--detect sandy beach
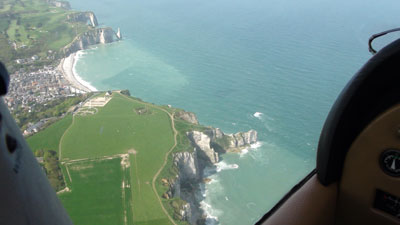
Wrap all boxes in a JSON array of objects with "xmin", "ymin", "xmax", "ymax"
[{"xmin": 58, "ymin": 52, "xmax": 97, "ymax": 93}]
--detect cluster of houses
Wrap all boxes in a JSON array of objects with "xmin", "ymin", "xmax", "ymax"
[{"xmin": 4, "ymin": 65, "xmax": 79, "ymax": 112}]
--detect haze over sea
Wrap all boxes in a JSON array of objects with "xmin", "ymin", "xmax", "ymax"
[{"xmin": 68, "ymin": 0, "xmax": 400, "ymax": 224}]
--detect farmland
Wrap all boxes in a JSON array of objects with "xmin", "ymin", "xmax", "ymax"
[
  {"xmin": 59, "ymin": 158, "xmax": 133, "ymax": 225},
  {"xmin": 60, "ymin": 93, "xmax": 174, "ymax": 161},
  {"xmin": 26, "ymin": 114, "xmax": 72, "ymax": 153},
  {"xmin": 0, "ymin": 0, "xmax": 91, "ymax": 70},
  {"xmin": 28, "ymin": 92, "xmax": 182, "ymax": 225}
]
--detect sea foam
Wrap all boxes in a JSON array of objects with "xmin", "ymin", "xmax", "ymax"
[
  {"xmin": 240, "ymin": 141, "xmax": 263, "ymax": 157},
  {"xmin": 199, "ymin": 176, "xmax": 222, "ymax": 225},
  {"xmin": 200, "ymin": 201, "xmax": 220, "ymax": 225},
  {"xmin": 215, "ymin": 161, "xmax": 239, "ymax": 172},
  {"xmin": 253, "ymin": 112, "xmax": 263, "ymax": 119}
]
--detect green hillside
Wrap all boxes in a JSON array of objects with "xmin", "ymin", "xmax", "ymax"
[
  {"xmin": 60, "ymin": 93, "xmax": 174, "ymax": 160},
  {"xmin": 28, "ymin": 92, "xmax": 184, "ymax": 225},
  {"xmin": 0, "ymin": 0, "xmax": 91, "ymax": 70},
  {"xmin": 27, "ymin": 114, "xmax": 72, "ymax": 153}
]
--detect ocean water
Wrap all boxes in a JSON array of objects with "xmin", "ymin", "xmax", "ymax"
[{"xmin": 68, "ymin": 0, "xmax": 400, "ymax": 224}]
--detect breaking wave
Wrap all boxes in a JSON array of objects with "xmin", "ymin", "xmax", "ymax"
[
  {"xmin": 215, "ymin": 161, "xmax": 239, "ymax": 172},
  {"xmin": 240, "ymin": 141, "xmax": 263, "ymax": 157},
  {"xmin": 253, "ymin": 112, "xmax": 263, "ymax": 119},
  {"xmin": 200, "ymin": 201, "xmax": 220, "ymax": 225}
]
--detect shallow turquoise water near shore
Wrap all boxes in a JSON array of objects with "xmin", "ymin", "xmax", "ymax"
[{"xmin": 68, "ymin": 0, "xmax": 400, "ymax": 224}]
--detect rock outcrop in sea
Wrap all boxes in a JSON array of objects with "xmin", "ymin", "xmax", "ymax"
[
  {"xmin": 116, "ymin": 27, "xmax": 122, "ymax": 40},
  {"xmin": 63, "ymin": 27, "xmax": 119, "ymax": 57},
  {"xmin": 223, "ymin": 129, "xmax": 258, "ymax": 152},
  {"xmin": 67, "ymin": 11, "xmax": 99, "ymax": 27},
  {"xmin": 164, "ymin": 116, "xmax": 258, "ymax": 224}
]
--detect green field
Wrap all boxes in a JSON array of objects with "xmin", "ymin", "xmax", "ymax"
[
  {"xmin": 129, "ymin": 152, "xmax": 172, "ymax": 225},
  {"xmin": 0, "ymin": 0, "xmax": 92, "ymax": 70},
  {"xmin": 26, "ymin": 114, "xmax": 72, "ymax": 153},
  {"xmin": 60, "ymin": 93, "xmax": 174, "ymax": 160},
  {"xmin": 59, "ymin": 158, "xmax": 134, "ymax": 225},
  {"xmin": 60, "ymin": 93, "xmax": 175, "ymax": 224},
  {"xmin": 26, "ymin": 92, "xmax": 198, "ymax": 225}
]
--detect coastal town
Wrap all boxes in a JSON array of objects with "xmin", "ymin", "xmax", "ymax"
[
  {"xmin": 2, "ymin": 58, "xmax": 92, "ymax": 136},
  {"xmin": 4, "ymin": 64, "xmax": 84, "ymax": 112},
  {"xmin": 0, "ymin": 0, "xmax": 120, "ymax": 135},
  {"xmin": 0, "ymin": 0, "xmax": 119, "ymax": 136}
]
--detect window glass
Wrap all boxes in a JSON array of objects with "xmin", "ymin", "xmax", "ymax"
[{"xmin": 3, "ymin": 0, "xmax": 400, "ymax": 224}]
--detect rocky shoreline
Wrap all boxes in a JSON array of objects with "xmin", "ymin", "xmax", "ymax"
[{"xmin": 165, "ymin": 112, "xmax": 258, "ymax": 224}]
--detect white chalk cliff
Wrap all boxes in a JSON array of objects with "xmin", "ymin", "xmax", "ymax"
[
  {"xmin": 167, "ymin": 128, "xmax": 258, "ymax": 224},
  {"xmin": 188, "ymin": 131, "xmax": 219, "ymax": 164},
  {"xmin": 63, "ymin": 27, "xmax": 118, "ymax": 56},
  {"xmin": 67, "ymin": 11, "xmax": 98, "ymax": 27}
]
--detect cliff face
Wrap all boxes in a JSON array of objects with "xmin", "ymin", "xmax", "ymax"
[
  {"xmin": 67, "ymin": 11, "xmax": 98, "ymax": 27},
  {"xmin": 63, "ymin": 27, "xmax": 117, "ymax": 56},
  {"xmin": 175, "ymin": 111, "xmax": 199, "ymax": 125},
  {"xmin": 173, "ymin": 152, "xmax": 201, "ymax": 182},
  {"xmin": 167, "ymin": 128, "xmax": 258, "ymax": 224},
  {"xmin": 188, "ymin": 131, "xmax": 219, "ymax": 164},
  {"xmin": 207, "ymin": 128, "xmax": 258, "ymax": 152},
  {"xmin": 227, "ymin": 129, "xmax": 258, "ymax": 150},
  {"xmin": 170, "ymin": 151, "xmax": 203, "ymax": 225}
]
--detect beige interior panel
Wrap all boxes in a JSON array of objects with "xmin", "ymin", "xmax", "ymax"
[
  {"xmin": 261, "ymin": 175, "xmax": 337, "ymax": 225},
  {"xmin": 336, "ymin": 104, "xmax": 400, "ymax": 225}
]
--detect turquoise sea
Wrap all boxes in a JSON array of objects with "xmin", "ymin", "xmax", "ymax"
[{"xmin": 68, "ymin": 0, "xmax": 400, "ymax": 224}]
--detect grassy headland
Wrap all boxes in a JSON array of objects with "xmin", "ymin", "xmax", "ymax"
[
  {"xmin": 60, "ymin": 93, "xmax": 174, "ymax": 161},
  {"xmin": 0, "ymin": 0, "xmax": 92, "ymax": 71},
  {"xmin": 28, "ymin": 92, "xmax": 189, "ymax": 224}
]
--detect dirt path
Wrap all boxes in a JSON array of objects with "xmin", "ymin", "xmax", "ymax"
[
  {"xmin": 133, "ymin": 154, "xmax": 141, "ymax": 194},
  {"xmin": 59, "ymin": 114, "xmax": 75, "ymax": 161},
  {"xmin": 121, "ymin": 94, "xmax": 178, "ymax": 225},
  {"xmin": 59, "ymin": 94, "xmax": 98, "ymax": 161},
  {"xmin": 65, "ymin": 164, "xmax": 72, "ymax": 183},
  {"xmin": 151, "ymin": 111, "xmax": 178, "ymax": 225}
]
